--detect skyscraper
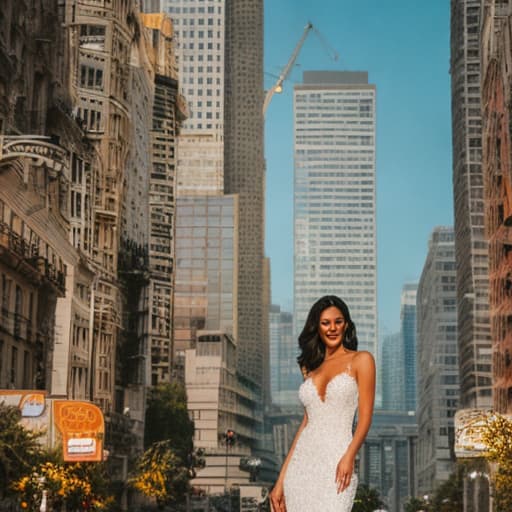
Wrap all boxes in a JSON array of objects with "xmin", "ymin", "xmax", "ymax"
[
  {"xmin": 481, "ymin": 0, "xmax": 512, "ymax": 415},
  {"xmin": 224, "ymin": 0, "xmax": 266, "ymax": 386},
  {"xmin": 416, "ymin": 227, "xmax": 459, "ymax": 496},
  {"xmin": 450, "ymin": 0, "xmax": 493, "ymax": 409},
  {"xmin": 293, "ymin": 71, "xmax": 377, "ymax": 355},
  {"xmin": 401, "ymin": 283, "xmax": 417, "ymax": 412},
  {"xmin": 161, "ymin": 0, "xmax": 226, "ymax": 196},
  {"xmin": 269, "ymin": 305, "xmax": 302, "ymax": 408},
  {"xmin": 162, "ymin": 0, "xmax": 266, "ymax": 390},
  {"xmin": 380, "ymin": 332, "xmax": 403, "ymax": 411}
]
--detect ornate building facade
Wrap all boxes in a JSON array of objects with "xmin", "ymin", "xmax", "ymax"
[
  {"xmin": 450, "ymin": 0, "xmax": 493, "ymax": 411},
  {"xmin": 1, "ymin": 1, "xmax": 184, "ymax": 465},
  {"xmin": 0, "ymin": 0, "xmax": 93, "ymax": 398},
  {"xmin": 481, "ymin": 0, "xmax": 512, "ymax": 414}
]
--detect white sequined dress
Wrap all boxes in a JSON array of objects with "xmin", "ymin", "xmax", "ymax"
[{"xmin": 283, "ymin": 370, "xmax": 359, "ymax": 511}]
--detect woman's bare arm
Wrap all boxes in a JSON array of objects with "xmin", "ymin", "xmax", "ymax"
[{"xmin": 345, "ymin": 351, "xmax": 376, "ymax": 459}]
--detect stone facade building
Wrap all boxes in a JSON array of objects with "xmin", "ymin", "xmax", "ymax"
[
  {"xmin": 141, "ymin": 13, "xmax": 187, "ymax": 386},
  {"xmin": 0, "ymin": 1, "xmax": 184, "ymax": 465},
  {"xmin": 0, "ymin": 0, "xmax": 94, "ymax": 397},
  {"xmin": 481, "ymin": 0, "xmax": 512, "ymax": 414},
  {"xmin": 450, "ymin": 0, "xmax": 493, "ymax": 411}
]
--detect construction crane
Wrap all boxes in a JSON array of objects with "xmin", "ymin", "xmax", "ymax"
[{"xmin": 263, "ymin": 22, "xmax": 339, "ymax": 116}]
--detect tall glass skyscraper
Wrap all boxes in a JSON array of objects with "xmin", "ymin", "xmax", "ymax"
[
  {"xmin": 269, "ymin": 305, "xmax": 302, "ymax": 408},
  {"xmin": 293, "ymin": 71, "xmax": 377, "ymax": 354}
]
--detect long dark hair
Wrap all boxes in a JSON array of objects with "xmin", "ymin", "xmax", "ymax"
[{"xmin": 297, "ymin": 295, "xmax": 358, "ymax": 373}]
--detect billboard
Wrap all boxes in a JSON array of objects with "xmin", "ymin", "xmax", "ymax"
[
  {"xmin": 0, "ymin": 390, "xmax": 104, "ymax": 462},
  {"xmin": 54, "ymin": 401, "xmax": 105, "ymax": 462}
]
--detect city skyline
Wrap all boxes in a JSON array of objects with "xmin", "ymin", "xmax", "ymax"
[{"xmin": 265, "ymin": 0, "xmax": 452, "ymax": 335}]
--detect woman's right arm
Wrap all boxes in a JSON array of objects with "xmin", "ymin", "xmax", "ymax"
[{"xmin": 269, "ymin": 411, "xmax": 308, "ymax": 512}]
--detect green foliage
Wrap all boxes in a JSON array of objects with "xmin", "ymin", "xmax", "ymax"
[
  {"xmin": 482, "ymin": 413, "xmax": 512, "ymax": 511},
  {"xmin": 138, "ymin": 384, "xmax": 195, "ymax": 509},
  {"xmin": 404, "ymin": 465, "xmax": 464, "ymax": 512},
  {"xmin": 352, "ymin": 483, "xmax": 384, "ymax": 512},
  {"xmin": 430, "ymin": 466, "xmax": 463, "ymax": 511},
  {"xmin": 404, "ymin": 496, "xmax": 428, "ymax": 512},
  {"xmin": 0, "ymin": 402, "xmax": 45, "ymax": 498},
  {"xmin": 144, "ymin": 382, "xmax": 194, "ymax": 459}
]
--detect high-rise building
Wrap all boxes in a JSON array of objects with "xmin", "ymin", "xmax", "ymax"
[
  {"xmin": 379, "ymin": 285, "xmax": 417, "ymax": 413},
  {"xmin": 481, "ymin": 0, "xmax": 512, "ymax": 415},
  {"xmin": 269, "ymin": 305, "xmax": 302, "ymax": 409},
  {"xmin": 162, "ymin": 0, "xmax": 266, "ymax": 391},
  {"xmin": 160, "ymin": 0, "xmax": 225, "ymax": 196},
  {"xmin": 380, "ymin": 332, "xmax": 403, "ymax": 411},
  {"xmin": 293, "ymin": 71, "xmax": 377, "ymax": 355},
  {"xmin": 401, "ymin": 283, "xmax": 417, "ymax": 412},
  {"xmin": 173, "ymin": 194, "xmax": 239, "ymax": 377},
  {"xmin": 450, "ymin": 0, "xmax": 493, "ymax": 410},
  {"xmin": 224, "ymin": 0, "xmax": 266, "ymax": 387},
  {"xmin": 140, "ymin": 14, "xmax": 187, "ymax": 386},
  {"xmin": 416, "ymin": 227, "xmax": 459, "ymax": 497}
]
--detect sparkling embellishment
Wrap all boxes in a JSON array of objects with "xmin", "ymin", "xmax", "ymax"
[{"xmin": 283, "ymin": 371, "xmax": 359, "ymax": 511}]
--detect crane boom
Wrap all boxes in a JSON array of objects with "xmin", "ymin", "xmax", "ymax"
[{"xmin": 263, "ymin": 22, "xmax": 313, "ymax": 116}]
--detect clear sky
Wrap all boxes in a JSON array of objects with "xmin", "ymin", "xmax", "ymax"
[{"xmin": 264, "ymin": 0, "xmax": 454, "ymax": 336}]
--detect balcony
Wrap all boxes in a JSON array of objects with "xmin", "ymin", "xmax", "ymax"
[{"xmin": 0, "ymin": 222, "xmax": 66, "ymax": 295}]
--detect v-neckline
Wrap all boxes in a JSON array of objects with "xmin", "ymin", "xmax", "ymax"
[{"xmin": 306, "ymin": 370, "xmax": 356, "ymax": 403}]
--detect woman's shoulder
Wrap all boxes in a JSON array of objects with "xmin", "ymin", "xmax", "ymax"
[{"xmin": 352, "ymin": 350, "xmax": 375, "ymax": 367}]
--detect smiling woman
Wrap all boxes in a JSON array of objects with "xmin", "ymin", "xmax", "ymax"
[{"xmin": 269, "ymin": 295, "xmax": 376, "ymax": 512}]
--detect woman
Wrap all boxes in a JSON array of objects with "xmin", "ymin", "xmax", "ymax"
[{"xmin": 270, "ymin": 295, "xmax": 376, "ymax": 512}]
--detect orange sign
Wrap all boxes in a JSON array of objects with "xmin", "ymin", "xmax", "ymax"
[
  {"xmin": 19, "ymin": 393, "xmax": 46, "ymax": 417},
  {"xmin": 53, "ymin": 401, "xmax": 105, "ymax": 462}
]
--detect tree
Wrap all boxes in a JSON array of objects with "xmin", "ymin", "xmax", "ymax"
[
  {"xmin": 128, "ymin": 440, "xmax": 189, "ymax": 508},
  {"xmin": 11, "ymin": 460, "xmax": 114, "ymax": 511},
  {"xmin": 144, "ymin": 382, "xmax": 194, "ymax": 459},
  {"xmin": 404, "ymin": 496, "xmax": 428, "ymax": 512},
  {"xmin": 352, "ymin": 483, "xmax": 385, "ymax": 512},
  {"xmin": 430, "ymin": 466, "xmax": 463, "ymax": 511},
  {"xmin": 482, "ymin": 413, "xmax": 512, "ymax": 511},
  {"xmin": 0, "ymin": 402, "xmax": 44, "ymax": 500}
]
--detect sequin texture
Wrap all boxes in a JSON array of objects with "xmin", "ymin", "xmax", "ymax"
[{"xmin": 283, "ymin": 371, "xmax": 359, "ymax": 511}]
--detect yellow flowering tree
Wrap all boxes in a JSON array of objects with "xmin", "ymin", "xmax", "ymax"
[
  {"xmin": 482, "ymin": 413, "xmax": 512, "ymax": 511},
  {"xmin": 11, "ymin": 461, "xmax": 114, "ymax": 511},
  {"xmin": 129, "ymin": 440, "xmax": 189, "ymax": 507},
  {"xmin": 0, "ymin": 402, "xmax": 45, "ymax": 502}
]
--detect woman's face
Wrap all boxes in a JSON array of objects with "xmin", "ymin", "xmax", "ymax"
[{"xmin": 318, "ymin": 306, "xmax": 347, "ymax": 350}]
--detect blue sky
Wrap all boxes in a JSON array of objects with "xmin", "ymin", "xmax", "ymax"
[{"xmin": 264, "ymin": 0, "xmax": 453, "ymax": 335}]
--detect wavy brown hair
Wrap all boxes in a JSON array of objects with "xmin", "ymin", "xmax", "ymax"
[{"xmin": 297, "ymin": 295, "xmax": 358, "ymax": 373}]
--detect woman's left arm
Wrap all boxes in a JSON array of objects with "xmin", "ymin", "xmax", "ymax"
[
  {"xmin": 346, "ymin": 351, "xmax": 376, "ymax": 457},
  {"xmin": 335, "ymin": 351, "xmax": 376, "ymax": 493}
]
